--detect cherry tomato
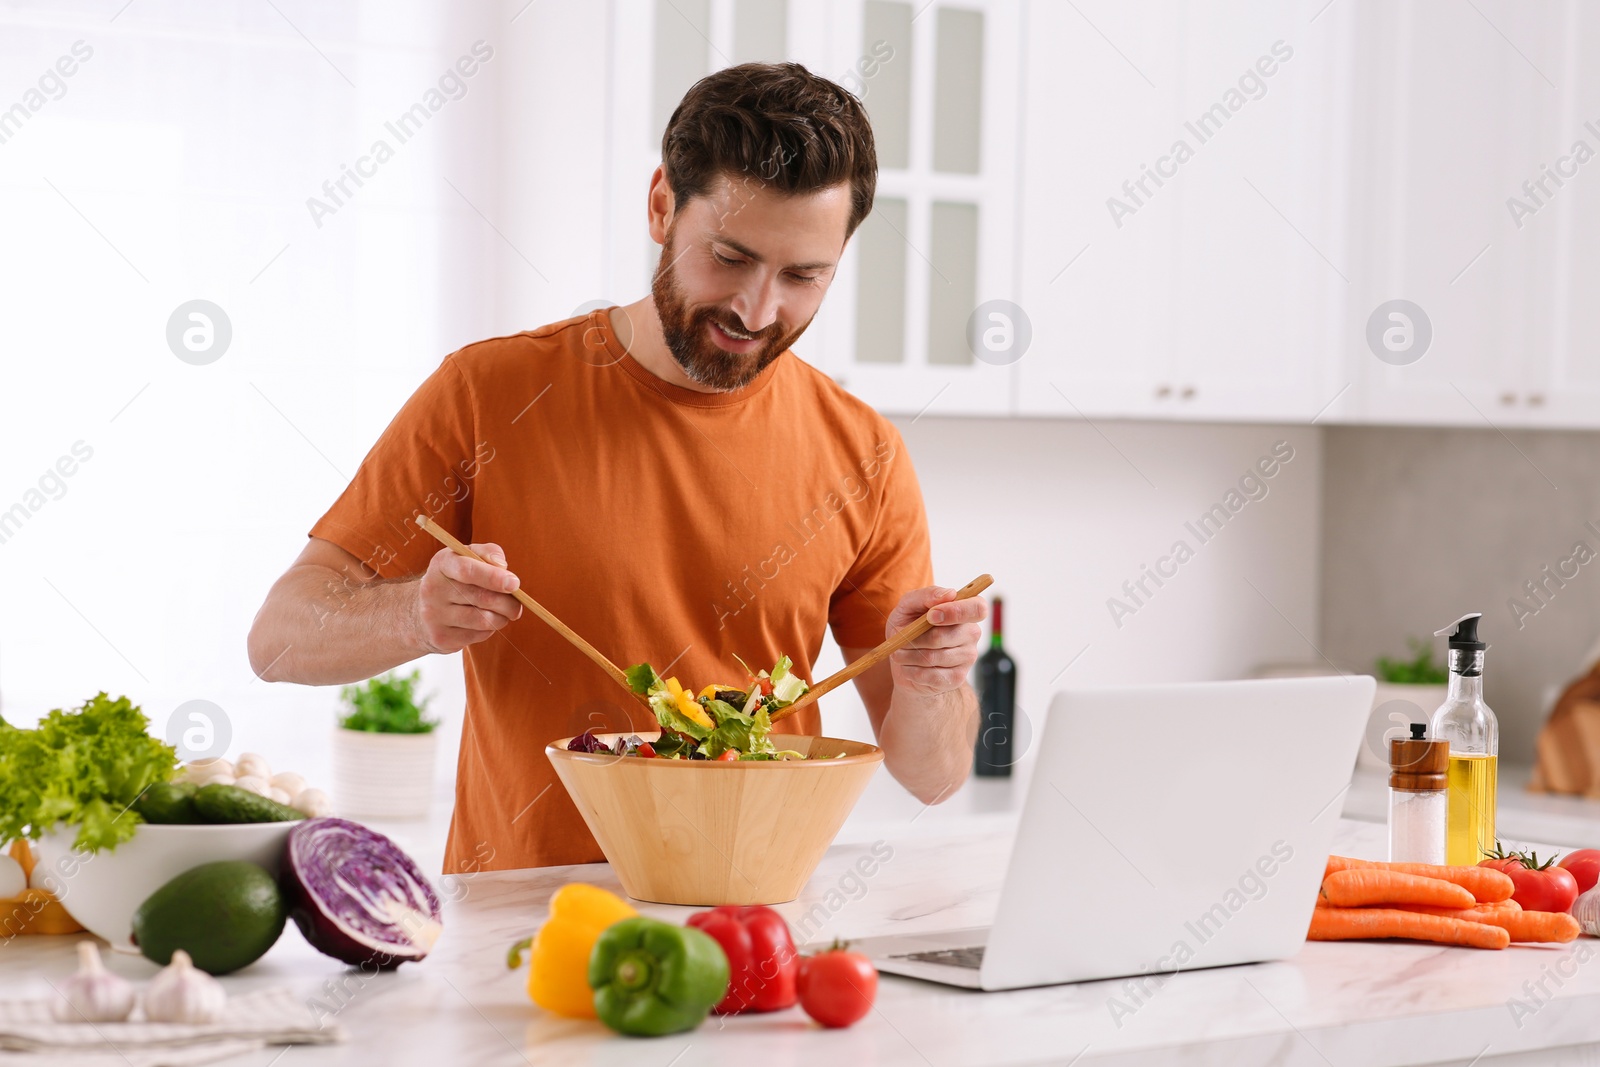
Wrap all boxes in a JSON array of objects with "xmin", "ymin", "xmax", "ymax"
[
  {"xmin": 1558, "ymin": 849, "xmax": 1600, "ymax": 895},
  {"xmin": 1481, "ymin": 854, "xmax": 1580, "ymax": 912},
  {"xmin": 715, "ymin": 750, "xmax": 739, "ymax": 761},
  {"xmin": 636, "ymin": 742, "xmax": 656, "ymax": 759},
  {"xmin": 797, "ymin": 948, "xmax": 877, "ymax": 1028}
]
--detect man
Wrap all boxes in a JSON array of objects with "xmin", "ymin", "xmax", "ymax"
[{"xmin": 247, "ymin": 62, "xmax": 987, "ymax": 873}]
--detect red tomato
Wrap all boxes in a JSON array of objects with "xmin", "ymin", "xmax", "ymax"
[
  {"xmin": 1558, "ymin": 849, "xmax": 1600, "ymax": 895},
  {"xmin": 798, "ymin": 949, "xmax": 877, "ymax": 1028},
  {"xmin": 1481, "ymin": 855, "xmax": 1581, "ymax": 912},
  {"xmin": 715, "ymin": 750, "xmax": 739, "ymax": 761},
  {"xmin": 636, "ymin": 742, "xmax": 656, "ymax": 758}
]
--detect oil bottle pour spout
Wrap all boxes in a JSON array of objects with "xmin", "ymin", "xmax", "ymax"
[{"xmin": 1434, "ymin": 613, "xmax": 1486, "ymax": 653}]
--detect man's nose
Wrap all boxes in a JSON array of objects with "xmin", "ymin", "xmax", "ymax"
[{"xmin": 729, "ymin": 274, "xmax": 780, "ymax": 334}]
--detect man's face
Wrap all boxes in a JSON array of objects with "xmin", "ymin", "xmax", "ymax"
[{"xmin": 651, "ymin": 173, "xmax": 852, "ymax": 390}]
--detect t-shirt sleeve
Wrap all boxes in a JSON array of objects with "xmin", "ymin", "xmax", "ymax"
[
  {"xmin": 828, "ymin": 425, "xmax": 935, "ymax": 649},
  {"xmin": 308, "ymin": 354, "xmax": 485, "ymax": 579}
]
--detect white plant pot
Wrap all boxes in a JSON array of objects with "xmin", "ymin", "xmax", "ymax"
[
  {"xmin": 332, "ymin": 728, "xmax": 438, "ymax": 819},
  {"xmin": 1359, "ymin": 682, "xmax": 1450, "ymax": 771}
]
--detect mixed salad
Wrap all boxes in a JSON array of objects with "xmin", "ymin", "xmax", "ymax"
[{"xmin": 567, "ymin": 656, "xmax": 811, "ymax": 761}]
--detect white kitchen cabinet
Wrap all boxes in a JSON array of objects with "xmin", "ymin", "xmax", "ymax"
[
  {"xmin": 1343, "ymin": 1, "xmax": 1567, "ymax": 430},
  {"xmin": 602, "ymin": 0, "xmax": 1600, "ymax": 429},
  {"xmin": 605, "ymin": 0, "xmax": 1021, "ymax": 416},
  {"xmin": 820, "ymin": 0, "xmax": 1023, "ymax": 416},
  {"xmin": 1015, "ymin": 1, "xmax": 1346, "ymax": 423}
]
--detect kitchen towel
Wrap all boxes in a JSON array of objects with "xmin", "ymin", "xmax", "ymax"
[{"xmin": 0, "ymin": 986, "xmax": 343, "ymax": 1067}]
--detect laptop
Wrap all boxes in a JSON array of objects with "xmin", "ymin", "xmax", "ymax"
[{"xmin": 854, "ymin": 675, "xmax": 1376, "ymax": 991}]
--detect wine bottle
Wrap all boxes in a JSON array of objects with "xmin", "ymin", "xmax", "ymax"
[{"xmin": 974, "ymin": 596, "xmax": 1016, "ymax": 777}]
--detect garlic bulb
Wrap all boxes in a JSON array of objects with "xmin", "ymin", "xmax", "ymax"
[
  {"xmin": 53, "ymin": 941, "xmax": 135, "ymax": 1022},
  {"xmin": 293, "ymin": 788, "xmax": 332, "ymax": 817},
  {"xmin": 234, "ymin": 753, "xmax": 272, "ymax": 780},
  {"xmin": 1572, "ymin": 885, "xmax": 1600, "ymax": 937},
  {"xmin": 143, "ymin": 949, "xmax": 227, "ymax": 1024}
]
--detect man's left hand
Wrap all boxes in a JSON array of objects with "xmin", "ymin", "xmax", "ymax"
[{"xmin": 884, "ymin": 586, "xmax": 989, "ymax": 696}]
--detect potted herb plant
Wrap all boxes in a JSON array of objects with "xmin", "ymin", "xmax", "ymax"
[
  {"xmin": 1362, "ymin": 637, "xmax": 1450, "ymax": 770},
  {"xmin": 332, "ymin": 671, "xmax": 439, "ymax": 819}
]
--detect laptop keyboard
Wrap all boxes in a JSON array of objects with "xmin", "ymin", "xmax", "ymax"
[{"xmin": 889, "ymin": 945, "xmax": 986, "ymax": 970}]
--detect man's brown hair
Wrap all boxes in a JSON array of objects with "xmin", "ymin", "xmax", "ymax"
[{"xmin": 661, "ymin": 62, "xmax": 877, "ymax": 238}]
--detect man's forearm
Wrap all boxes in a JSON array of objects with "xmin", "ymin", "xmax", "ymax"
[
  {"xmin": 248, "ymin": 565, "xmax": 428, "ymax": 686},
  {"xmin": 877, "ymin": 681, "xmax": 979, "ymax": 805}
]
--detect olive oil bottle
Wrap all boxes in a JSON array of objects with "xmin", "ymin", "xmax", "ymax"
[{"xmin": 1428, "ymin": 614, "xmax": 1498, "ymax": 866}]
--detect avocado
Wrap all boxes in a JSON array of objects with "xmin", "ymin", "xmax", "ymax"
[
  {"xmin": 192, "ymin": 783, "xmax": 306, "ymax": 824},
  {"xmin": 132, "ymin": 860, "xmax": 286, "ymax": 974},
  {"xmin": 135, "ymin": 781, "xmax": 200, "ymax": 824}
]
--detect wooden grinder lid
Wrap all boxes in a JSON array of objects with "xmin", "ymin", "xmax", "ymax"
[{"xmin": 1390, "ymin": 724, "xmax": 1448, "ymax": 791}]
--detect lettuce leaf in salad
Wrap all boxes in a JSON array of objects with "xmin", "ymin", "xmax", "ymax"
[
  {"xmin": 703, "ymin": 699, "xmax": 748, "ymax": 725},
  {"xmin": 620, "ymin": 656, "xmax": 804, "ymax": 757},
  {"xmin": 649, "ymin": 731, "xmax": 692, "ymax": 759},
  {"xmin": 647, "ymin": 690, "xmax": 712, "ymax": 741},
  {"xmin": 701, "ymin": 717, "xmax": 753, "ymax": 759},
  {"xmin": 766, "ymin": 656, "xmax": 808, "ymax": 707},
  {"xmin": 625, "ymin": 663, "xmax": 662, "ymax": 695},
  {"xmin": 746, "ymin": 705, "xmax": 776, "ymax": 755}
]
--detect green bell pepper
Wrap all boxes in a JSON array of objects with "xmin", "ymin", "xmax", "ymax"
[{"xmin": 588, "ymin": 916, "xmax": 730, "ymax": 1036}]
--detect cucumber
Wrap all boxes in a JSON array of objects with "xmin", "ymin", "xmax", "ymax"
[
  {"xmin": 135, "ymin": 781, "xmax": 200, "ymax": 824},
  {"xmin": 193, "ymin": 783, "xmax": 306, "ymax": 824}
]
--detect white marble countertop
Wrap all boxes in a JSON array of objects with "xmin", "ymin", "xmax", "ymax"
[{"xmin": 8, "ymin": 798, "xmax": 1600, "ymax": 1067}]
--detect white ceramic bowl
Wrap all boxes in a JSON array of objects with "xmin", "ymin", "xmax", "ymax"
[{"xmin": 32, "ymin": 822, "xmax": 294, "ymax": 951}]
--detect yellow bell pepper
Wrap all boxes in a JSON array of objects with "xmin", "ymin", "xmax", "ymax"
[
  {"xmin": 665, "ymin": 677, "xmax": 713, "ymax": 729},
  {"xmin": 507, "ymin": 883, "xmax": 636, "ymax": 1018}
]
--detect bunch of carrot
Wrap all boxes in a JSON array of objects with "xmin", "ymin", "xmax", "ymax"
[{"xmin": 1309, "ymin": 856, "xmax": 1581, "ymax": 950}]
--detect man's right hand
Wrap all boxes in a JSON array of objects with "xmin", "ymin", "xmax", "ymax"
[{"xmin": 414, "ymin": 543, "xmax": 525, "ymax": 653}]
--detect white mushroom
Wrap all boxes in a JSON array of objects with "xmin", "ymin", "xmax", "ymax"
[
  {"xmin": 182, "ymin": 758, "xmax": 233, "ymax": 785},
  {"xmin": 269, "ymin": 772, "xmax": 306, "ymax": 797},
  {"xmin": 232, "ymin": 775, "xmax": 272, "ymax": 798},
  {"xmin": 234, "ymin": 753, "xmax": 272, "ymax": 781},
  {"xmin": 292, "ymin": 788, "xmax": 332, "ymax": 817}
]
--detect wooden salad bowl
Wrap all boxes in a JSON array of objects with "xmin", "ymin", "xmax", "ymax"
[{"xmin": 546, "ymin": 733, "xmax": 883, "ymax": 906}]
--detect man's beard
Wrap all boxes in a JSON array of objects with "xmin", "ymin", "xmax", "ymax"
[{"xmin": 650, "ymin": 232, "xmax": 812, "ymax": 391}]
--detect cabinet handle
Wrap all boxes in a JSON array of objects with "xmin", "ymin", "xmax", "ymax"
[
  {"xmin": 1499, "ymin": 392, "xmax": 1517, "ymax": 405},
  {"xmin": 1180, "ymin": 385, "xmax": 1196, "ymax": 400},
  {"xmin": 1155, "ymin": 384, "xmax": 1172, "ymax": 398},
  {"xmin": 1527, "ymin": 393, "xmax": 1546, "ymax": 406}
]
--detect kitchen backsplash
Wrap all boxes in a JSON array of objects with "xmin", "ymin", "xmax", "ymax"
[{"xmin": 1320, "ymin": 425, "xmax": 1600, "ymax": 765}]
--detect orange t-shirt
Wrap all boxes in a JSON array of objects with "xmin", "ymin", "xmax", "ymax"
[{"xmin": 309, "ymin": 310, "xmax": 933, "ymax": 872}]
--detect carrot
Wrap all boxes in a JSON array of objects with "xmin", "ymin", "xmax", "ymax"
[
  {"xmin": 1385, "ymin": 902, "xmax": 1519, "ymax": 921},
  {"xmin": 1388, "ymin": 903, "xmax": 1579, "ymax": 942},
  {"xmin": 1307, "ymin": 907, "xmax": 1509, "ymax": 949},
  {"xmin": 1478, "ymin": 911, "xmax": 1579, "ymax": 944},
  {"xmin": 1320, "ymin": 868, "xmax": 1477, "ymax": 909},
  {"xmin": 1324, "ymin": 856, "xmax": 1515, "ymax": 903},
  {"xmin": 1331, "ymin": 899, "xmax": 1516, "ymax": 916}
]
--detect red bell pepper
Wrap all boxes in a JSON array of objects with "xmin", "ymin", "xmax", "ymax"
[{"xmin": 685, "ymin": 905, "xmax": 798, "ymax": 1014}]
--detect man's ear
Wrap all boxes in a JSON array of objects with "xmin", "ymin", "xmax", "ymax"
[{"xmin": 646, "ymin": 166, "xmax": 674, "ymax": 245}]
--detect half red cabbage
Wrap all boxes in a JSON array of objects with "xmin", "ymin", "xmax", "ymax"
[{"xmin": 282, "ymin": 817, "xmax": 442, "ymax": 969}]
